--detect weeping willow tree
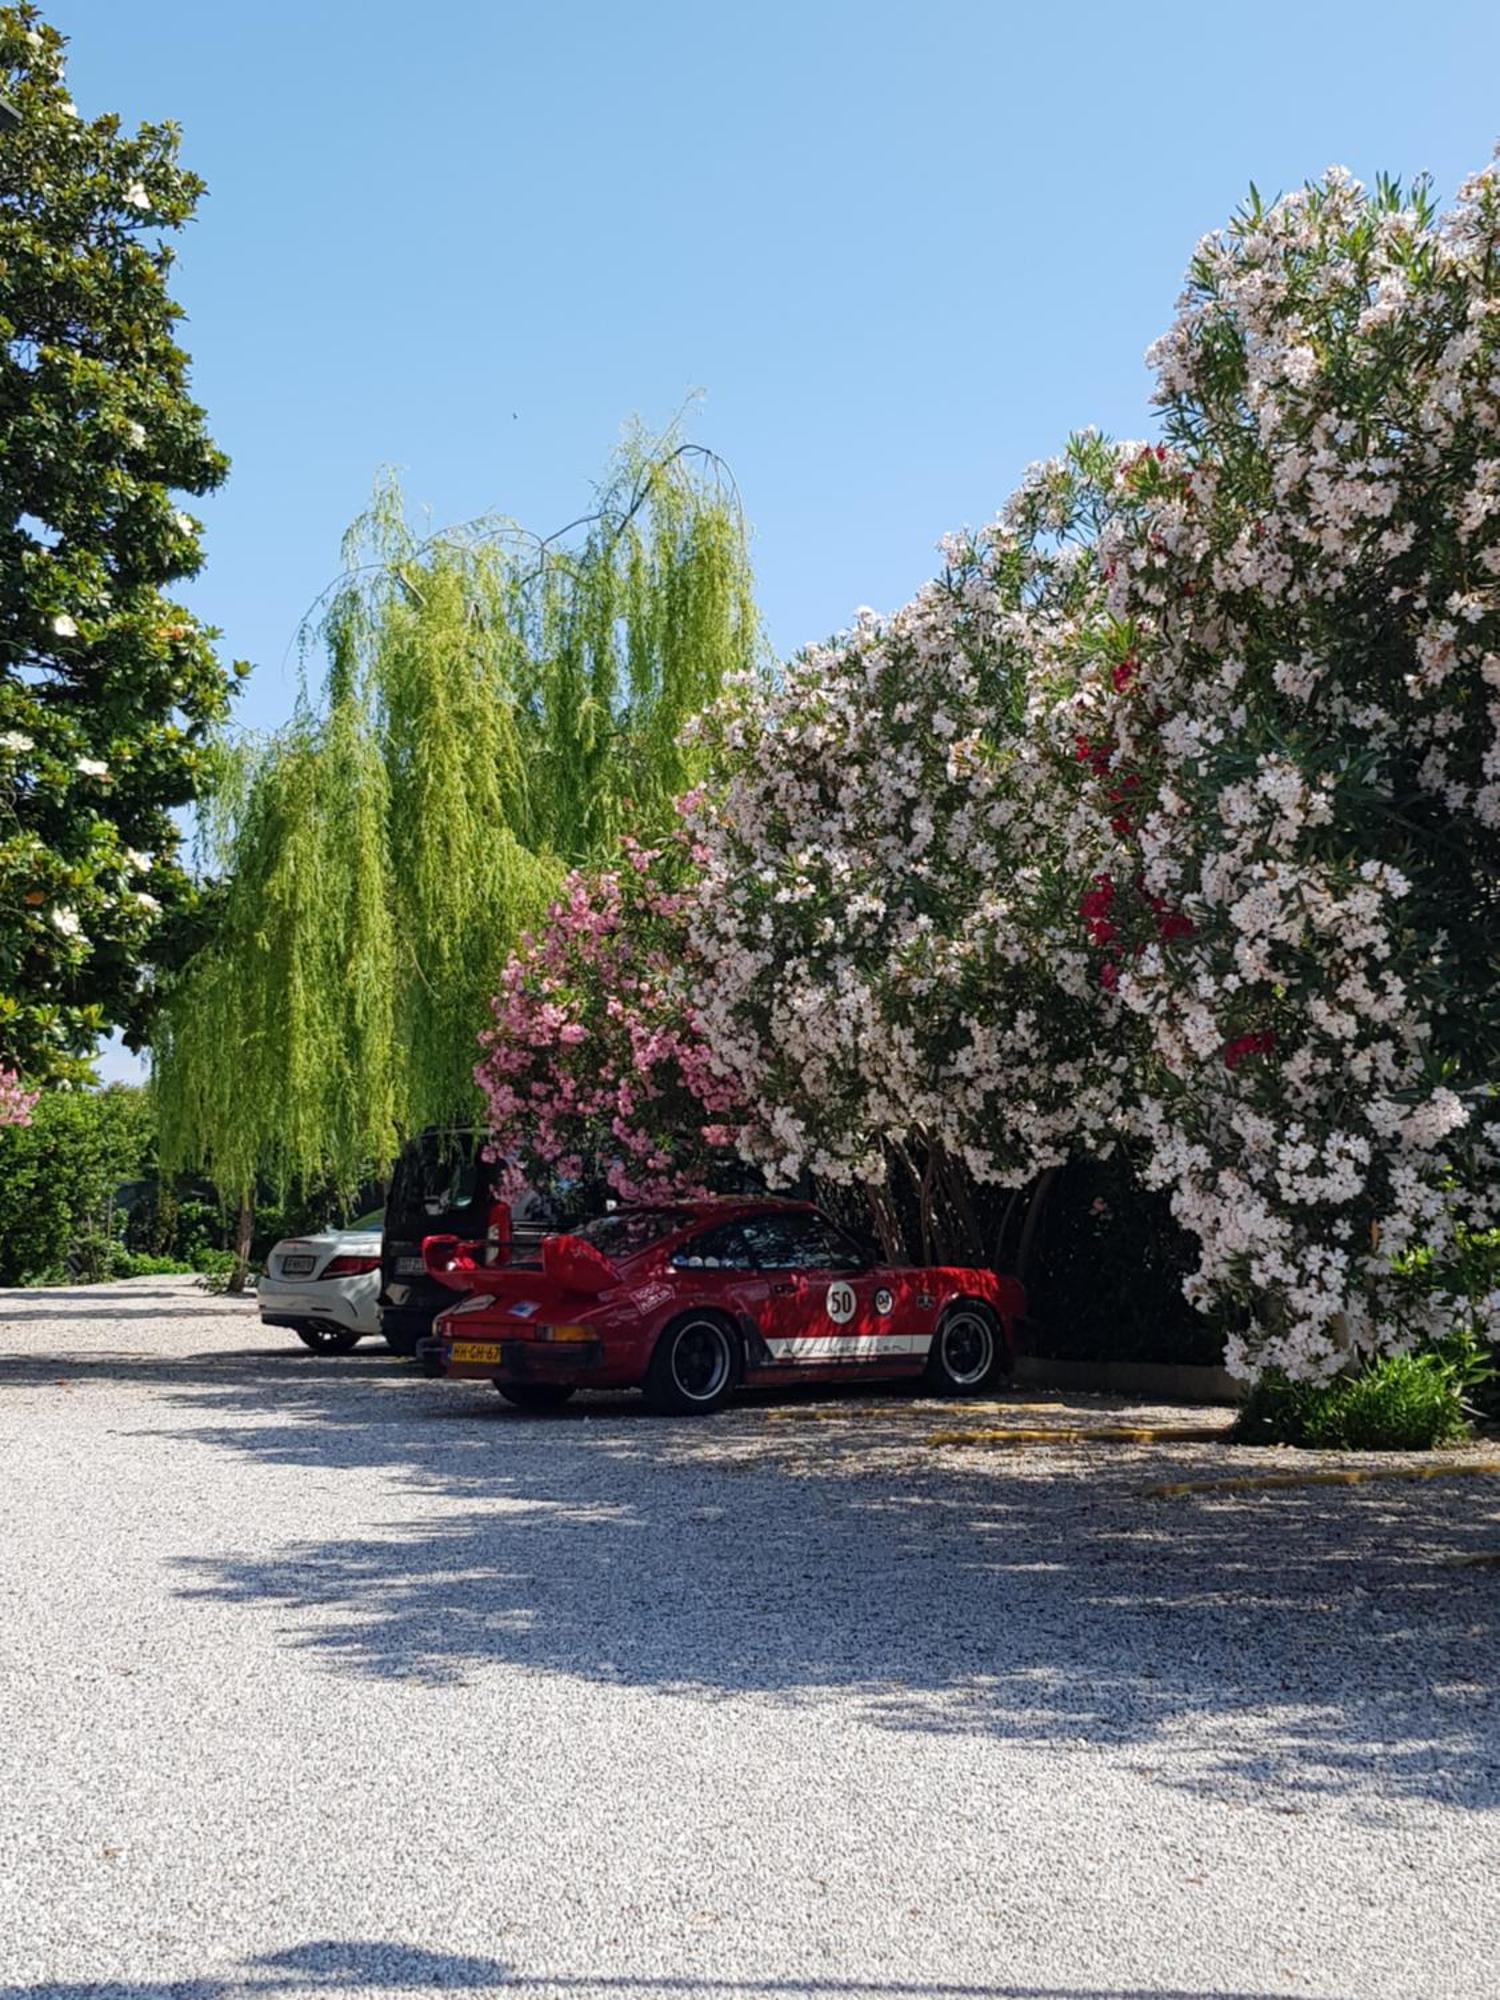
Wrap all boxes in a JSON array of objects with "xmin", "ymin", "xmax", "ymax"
[{"xmin": 153, "ymin": 429, "xmax": 760, "ymax": 1245}]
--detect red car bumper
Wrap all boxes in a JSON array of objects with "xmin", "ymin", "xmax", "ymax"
[{"xmin": 417, "ymin": 1331, "xmax": 607, "ymax": 1384}]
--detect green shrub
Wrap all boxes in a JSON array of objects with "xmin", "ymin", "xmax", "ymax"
[
  {"xmin": 193, "ymin": 1248, "xmax": 241, "ymax": 1293},
  {"xmin": 1233, "ymin": 1368, "xmax": 1322, "ymax": 1447},
  {"xmin": 116, "ymin": 1253, "xmax": 197, "ymax": 1278},
  {"xmin": 1235, "ymin": 1341, "xmax": 1482, "ymax": 1452},
  {"xmin": 0, "ymin": 1087, "xmax": 152, "ymax": 1286}
]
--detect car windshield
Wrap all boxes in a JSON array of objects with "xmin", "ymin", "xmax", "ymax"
[
  {"xmin": 571, "ymin": 1209, "xmax": 694, "ymax": 1260},
  {"xmin": 349, "ymin": 1210, "xmax": 384, "ymax": 1233}
]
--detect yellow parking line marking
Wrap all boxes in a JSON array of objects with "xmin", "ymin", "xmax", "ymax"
[
  {"xmin": 929, "ymin": 1424, "xmax": 1230, "ymax": 1448},
  {"xmin": 1145, "ymin": 1462, "xmax": 1500, "ymax": 1499},
  {"xmin": 763, "ymin": 1401, "xmax": 1068, "ymax": 1425}
]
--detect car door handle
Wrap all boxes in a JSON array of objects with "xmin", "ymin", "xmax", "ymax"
[{"xmin": 770, "ymin": 1281, "xmax": 795, "ymax": 1295}]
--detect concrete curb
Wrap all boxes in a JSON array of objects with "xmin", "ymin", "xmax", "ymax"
[{"xmin": 1014, "ymin": 1353, "xmax": 1239, "ymax": 1405}]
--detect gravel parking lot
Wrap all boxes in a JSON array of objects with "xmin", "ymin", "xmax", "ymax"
[{"xmin": 1, "ymin": 1276, "xmax": 1497, "ymax": 2000}]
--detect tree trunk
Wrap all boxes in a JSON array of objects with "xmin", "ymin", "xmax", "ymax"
[
  {"xmin": 227, "ymin": 1194, "xmax": 254, "ymax": 1295},
  {"xmin": 1014, "ymin": 1166, "xmax": 1060, "ymax": 1290}
]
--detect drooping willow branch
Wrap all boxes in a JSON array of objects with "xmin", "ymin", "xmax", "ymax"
[{"xmin": 154, "ymin": 427, "xmax": 762, "ymax": 1203}]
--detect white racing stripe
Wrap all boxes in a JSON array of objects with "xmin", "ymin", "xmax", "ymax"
[{"xmin": 767, "ymin": 1331, "xmax": 933, "ymax": 1363}]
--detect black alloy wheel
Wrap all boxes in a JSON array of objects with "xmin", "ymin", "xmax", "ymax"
[
  {"xmin": 295, "ymin": 1319, "xmax": 363, "ymax": 1355},
  {"xmin": 644, "ymin": 1314, "xmax": 739, "ymax": 1415},
  {"xmin": 924, "ymin": 1303, "xmax": 1005, "ymax": 1394}
]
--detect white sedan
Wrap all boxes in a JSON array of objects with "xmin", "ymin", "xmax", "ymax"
[{"xmin": 256, "ymin": 1215, "xmax": 383, "ymax": 1353}]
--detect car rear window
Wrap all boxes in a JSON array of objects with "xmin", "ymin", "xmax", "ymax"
[{"xmin": 571, "ymin": 1209, "xmax": 693, "ymax": 1259}]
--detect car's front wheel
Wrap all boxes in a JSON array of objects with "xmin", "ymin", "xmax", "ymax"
[
  {"xmin": 924, "ymin": 1302, "xmax": 1006, "ymax": 1395},
  {"xmin": 295, "ymin": 1319, "xmax": 362, "ymax": 1355},
  {"xmin": 496, "ymin": 1383, "xmax": 576, "ymax": 1411},
  {"xmin": 644, "ymin": 1313, "xmax": 739, "ymax": 1415}
]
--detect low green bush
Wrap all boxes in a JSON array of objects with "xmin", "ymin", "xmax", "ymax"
[
  {"xmin": 1235, "ymin": 1335, "xmax": 1488, "ymax": 1451},
  {"xmin": 193, "ymin": 1248, "xmax": 242, "ymax": 1293}
]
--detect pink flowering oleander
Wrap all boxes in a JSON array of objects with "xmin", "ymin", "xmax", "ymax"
[
  {"xmin": 474, "ymin": 842, "xmax": 747, "ymax": 1205},
  {"xmin": 687, "ymin": 154, "xmax": 1500, "ymax": 1382},
  {"xmin": 0, "ymin": 1069, "xmax": 38, "ymax": 1126}
]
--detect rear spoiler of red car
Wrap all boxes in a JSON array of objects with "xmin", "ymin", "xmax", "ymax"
[{"xmin": 421, "ymin": 1231, "xmax": 617, "ymax": 1297}]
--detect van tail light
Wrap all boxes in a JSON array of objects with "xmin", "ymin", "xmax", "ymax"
[{"xmin": 322, "ymin": 1254, "xmax": 379, "ymax": 1277}]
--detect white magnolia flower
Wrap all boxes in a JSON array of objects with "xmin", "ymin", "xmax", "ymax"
[
  {"xmin": 0, "ymin": 731, "xmax": 34, "ymax": 754},
  {"xmin": 50, "ymin": 909, "xmax": 82, "ymax": 938},
  {"xmin": 126, "ymin": 421, "xmax": 146, "ymax": 449},
  {"xmin": 124, "ymin": 848, "xmax": 152, "ymax": 873},
  {"xmin": 134, "ymin": 891, "xmax": 162, "ymax": 915},
  {"xmin": 123, "ymin": 182, "xmax": 150, "ymax": 212},
  {"xmin": 75, "ymin": 757, "xmax": 109, "ymax": 778},
  {"xmin": 174, "ymin": 512, "xmax": 195, "ymax": 536},
  {"xmin": 50, "ymin": 614, "xmax": 78, "ymax": 639}
]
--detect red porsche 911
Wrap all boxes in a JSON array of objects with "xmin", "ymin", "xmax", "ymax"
[{"xmin": 417, "ymin": 1198, "xmax": 1023, "ymax": 1415}]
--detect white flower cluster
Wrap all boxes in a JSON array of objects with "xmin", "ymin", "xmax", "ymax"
[
  {"xmin": 687, "ymin": 509, "xmax": 1124, "ymax": 1199},
  {"xmin": 688, "ymin": 157, "xmax": 1500, "ymax": 1381}
]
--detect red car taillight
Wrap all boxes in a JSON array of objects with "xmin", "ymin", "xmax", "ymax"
[{"xmin": 322, "ymin": 1254, "xmax": 379, "ymax": 1277}]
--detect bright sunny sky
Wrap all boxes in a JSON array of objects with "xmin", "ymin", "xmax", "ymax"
[{"xmin": 68, "ymin": 0, "xmax": 1500, "ymax": 1080}]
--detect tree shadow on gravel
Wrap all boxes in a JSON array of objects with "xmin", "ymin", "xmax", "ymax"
[
  {"xmin": 0, "ymin": 1937, "xmax": 1343, "ymax": 1998},
  {"xmin": 131, "ymin": 1351, "xmax": 1500, "ymax": 1818}
]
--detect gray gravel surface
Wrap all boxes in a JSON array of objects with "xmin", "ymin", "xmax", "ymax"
[{"xmin": 1, "ymin": 1276, "xmax": 1497, "ymax": 2000}]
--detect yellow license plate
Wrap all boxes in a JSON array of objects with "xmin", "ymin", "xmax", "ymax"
[{"xmin": 450, "ymin": 1340, "xmax": 504, "ymax": 1365}]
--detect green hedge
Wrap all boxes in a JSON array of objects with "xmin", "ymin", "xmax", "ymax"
[{"xmin": 0, "ymin": 1086, "xmax": 152, "ymax": 1286}]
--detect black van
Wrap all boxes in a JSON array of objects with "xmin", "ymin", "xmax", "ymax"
[{"xmin": 378, "ymin": 1129, "xmax": 565, "ymax": 1356}]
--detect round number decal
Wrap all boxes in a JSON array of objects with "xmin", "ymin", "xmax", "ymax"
[
  {"xmin": 874, "ymin": 1287, "xmax": 894, "ymax": 1316},
  {"xmin": 826, "ymin": 1281, "xmax": 856, "ymax": 1324}
]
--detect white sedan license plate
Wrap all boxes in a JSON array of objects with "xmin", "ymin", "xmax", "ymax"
[
  {"xmin": 450, "ymin": 1341, "xmax": 503, "ymax": 1365},
  {"xmin": 396, "ymin": 1255, "xmax": 425, "ymax": 1274},
  {"xmin": 280, "ymin": 1255, "xmax": 316, "ymax": 1276}
]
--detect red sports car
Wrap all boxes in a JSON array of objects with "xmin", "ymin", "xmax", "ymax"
[{"xmin": 417, "ymin": 1197, "xmax": 1023, "ymax": 1415}]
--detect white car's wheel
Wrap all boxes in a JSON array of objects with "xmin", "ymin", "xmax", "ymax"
[{"xmin": 294, "ymin": 1319, "xmax": 362, "ymax": 1355}]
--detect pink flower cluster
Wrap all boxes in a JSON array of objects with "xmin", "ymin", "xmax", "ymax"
[
  {"xmin": 474, "ymin": 841, "xmax": 746, "ymax": 1203},
  {"xmin": 0, "ymin": 1068, "xmax": 38, "ymax": 1127}
]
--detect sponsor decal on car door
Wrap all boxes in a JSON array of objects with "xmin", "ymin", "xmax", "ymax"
[{"xmin": 764, "ymin": 1275, "xmax": 931, "ymax": 1363}]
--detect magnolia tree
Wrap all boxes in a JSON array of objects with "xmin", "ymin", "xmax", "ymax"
[
  {"xmin": 474, "ymin": 843, "xmax": 746, "ymax": 1204},
  {"xmin": 1, "ymin": 8, "xmax": 242, "ymax": 1087},
  {"xmin": 687, "ymin": 157, "xmax": 1500, "ymax": 1378}
]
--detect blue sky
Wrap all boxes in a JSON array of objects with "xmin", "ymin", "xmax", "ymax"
[{"xmin": 62, "ymin": 0, "xmax": 1500, "ymax": 1078}]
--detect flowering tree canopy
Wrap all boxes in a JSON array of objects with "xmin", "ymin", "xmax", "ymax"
[
  {"xmin": 685, "ymin": 510, "xmax": 1123, "ymax": 1209},
  {"xmin": 475, "ymin": 843, "xmax": 746, "ymax": 1205},
  {"xmin": 686, "ymin": 157, "xmax": 1500, "ymax": 1378},
  {"xmin": 1, "ymin": 7, "xmax": 242, "ymax": 1087},
  {"xmin": 1054, "ymin": 161, "xmax": 1500, "ymax": 1378}
]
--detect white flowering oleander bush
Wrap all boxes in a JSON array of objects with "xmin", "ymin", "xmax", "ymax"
[
  {"xmin": 685, "ymin": 501, "xmax": 1125, "ymax": 1209},
  {"xmin": 1062, "ymin": 162, "xmax": 1500, "ymax": 1378},
  {"xmin": 687, "ymin": 157, "xmax": 1500, "ymax": 1381}
]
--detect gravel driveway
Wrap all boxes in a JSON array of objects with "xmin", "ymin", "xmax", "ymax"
[{"xmin": 1, "ymin": 1276, "xmax": 1496, "ymax": 2000}]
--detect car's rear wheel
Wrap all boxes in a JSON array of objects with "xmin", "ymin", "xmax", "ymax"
[
  {"xmin": 496, "ymin": 1383, "xmax": 576, "ymax": 1410},
  {"xmin": 645, "ymin": 1313, "xmax": 739, "ymax": 1415},
  {"xmin": 924, "ymin": 1302, "xmax": 1006, "ymax": 1395},
  {"xmin": 295, "ymin": 1319, "xmax": 362, "ymax": 1355}
]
